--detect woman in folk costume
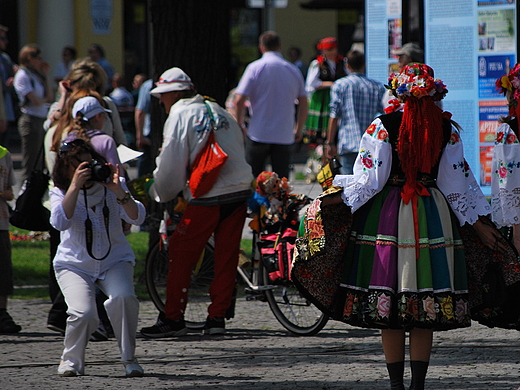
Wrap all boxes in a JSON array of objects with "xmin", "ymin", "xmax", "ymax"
[
  {"xmin": 493, "ymin": 63, "xmax": 520, "ymax": 253},
  {"xmin": 304, "ymin": 37, "xmax": 346, "ymax": 144},
  {"xmin": 292, "ymin": 63, "xmax": 508, "ymax": 390}
]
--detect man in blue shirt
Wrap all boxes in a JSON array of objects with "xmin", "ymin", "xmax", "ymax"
[
  {"xmin": 325, "ymin": 50, "xmax": 386, "ymax": 174},
  {"xmin": 235, "ymin": 31, "xmax": 308, "ymax": 179}
]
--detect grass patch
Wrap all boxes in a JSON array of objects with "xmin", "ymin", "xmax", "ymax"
[
  {"xmin": 294, "ymin": 172, "xmax": 306, "ymax": 181},
  {"xmin": 11, "ymin": 228, "xmax": 253, "ymax": 301}
]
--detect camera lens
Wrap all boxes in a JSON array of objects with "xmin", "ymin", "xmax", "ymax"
[{"xmin": 89, "ymin": 160, "xmax": 111, "ymax": 182}]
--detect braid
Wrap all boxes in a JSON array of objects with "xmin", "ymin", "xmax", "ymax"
[{"xmin": 397, "ymin": 97, "xmax": 443, "ymax": 187}]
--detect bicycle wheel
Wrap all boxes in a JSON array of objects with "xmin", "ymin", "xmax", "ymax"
[
  {"xmin": 145, "ymin": 240, "xmax": 215, "ymax": 329},
  {"xmin": 262, "ymin": 265, "xmax": 328, "ymax": 336}
]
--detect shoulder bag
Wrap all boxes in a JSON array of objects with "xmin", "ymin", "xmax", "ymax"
[
  {"xmin": 188, "ymin": 101, "xmax": 228, "ymax": 198},
  {"xmin": 10, "ymin": 146, "xmax": 51, "ymax": 231}
]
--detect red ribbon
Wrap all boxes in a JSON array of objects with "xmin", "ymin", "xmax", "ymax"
[{"xmin": 401, "ymin": 182, "xmax": 430, "ymax": 259}]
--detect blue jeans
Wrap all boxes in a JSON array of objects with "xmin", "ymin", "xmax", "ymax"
[{"xmin": 339, "ymin": 153, "xmax": 358, "ymax": 175}]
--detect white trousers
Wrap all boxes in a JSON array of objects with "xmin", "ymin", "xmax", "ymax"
[{"xmin": 56, "ymin": 261, "xmax": 139, "ymax": 374}]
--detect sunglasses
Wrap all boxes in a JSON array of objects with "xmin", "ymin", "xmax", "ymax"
[{"xmin": 59, "ymin": 139, "xmax": 89, "ymax": 157}]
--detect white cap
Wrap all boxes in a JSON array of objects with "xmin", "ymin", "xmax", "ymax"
[
  {"xmin": 150, "ymin": 67, "xmax": 194, "ymax": 98},
  {"xmin": 72, "ymin": 96, "xmax": 111, "ymax": 121}
]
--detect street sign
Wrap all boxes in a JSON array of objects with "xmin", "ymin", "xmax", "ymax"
[{"xmin": 247, "ymin": 0, "xmax": 288, "ymax": 8}]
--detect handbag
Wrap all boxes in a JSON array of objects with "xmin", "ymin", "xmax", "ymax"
[
  {"xmin": 10, "ymin": 147, "xmax": 51, "ymax": 231},
  {"xmin": 188, "ymin": 101, "xmax": 228, "ymax": 198}
]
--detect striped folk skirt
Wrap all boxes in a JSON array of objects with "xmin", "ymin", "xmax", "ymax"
[{"xmin": 304, "ymin": 88, "xmax": 331, "ymax": 144}]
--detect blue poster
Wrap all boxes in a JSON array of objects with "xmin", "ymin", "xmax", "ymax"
[{"xmin": 478, "ymin": 55, "xmax": 515, "ymax": 98}]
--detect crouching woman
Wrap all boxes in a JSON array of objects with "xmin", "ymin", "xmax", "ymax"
[{"xmin": 50, "ymin": 139, "xmax": 146, "ymax": 377}]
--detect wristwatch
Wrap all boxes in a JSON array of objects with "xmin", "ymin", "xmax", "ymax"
[{"xmin": 117, "ymin": 191, "xmax": 131, "ymax": 205}]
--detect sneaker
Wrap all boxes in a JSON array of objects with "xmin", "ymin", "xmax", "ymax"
[
  {"xmin": 140, "ymin": 314, "xmax": 187, "ymax": 338},
  {"xmin": 0, "ymin": 310, "xmax": 22, "ymax": 334},
  {"xmin": 124, "ymin": 361, "xmax": 144, "ymax": 377},
  {"xmin": 58, "ymin": 361, "xmax": 77, "ymax": 377},
  {"xmin": 203, "ymin": 316, "xmax": 226, "ymax": 335}
]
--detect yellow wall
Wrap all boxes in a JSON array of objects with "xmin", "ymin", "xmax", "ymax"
[
  {"xmin": 74, "ymin": 0, "xmax": 124, "ymax": 74},
  {"xmin": 275, "ymin": 1, "xmax": 337, "ymax": 65},
  {"xmin": 26, "ymin": 0, "xmax": 38, "ymax": 44}
]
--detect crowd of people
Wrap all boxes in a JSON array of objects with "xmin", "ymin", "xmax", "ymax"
[{"xmin": 1, "ymin": 25, "xmax": 520, "ymax": 389}]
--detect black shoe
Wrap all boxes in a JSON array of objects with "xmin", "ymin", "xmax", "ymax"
[
  {"xmin": 204, "ymin": 316, "xmax": 226, "ymax": 335},
  {"xmin": 0, "ymin": 310, "xmax": 21, "ymax": 334},
  {"xmin": 47, "ymin": 323, "xmax": 66, "ymax": 336},
  {"xmin": 140, "ymin": 315, "xmax": 187, "ymax": 338},
  {"xmin": 89, "ymin": 327, "xmax": 109, "ymax": 342}
]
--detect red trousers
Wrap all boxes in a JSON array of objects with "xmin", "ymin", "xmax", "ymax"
[{"xmin": 165, "ymin": 202, "xmax": 247, "ymax": 320}]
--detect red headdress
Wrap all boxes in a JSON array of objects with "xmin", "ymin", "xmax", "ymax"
[
  {"xmin": 386, "ymin": 63, "xmax": 448, "ymax": 191},
  {"xmin": 496, "ymin": 62, "xmax": 520, "ymax": 119},
  {"xmin": 317, "ymin": 37, "xmax": 337, "ymax": 51}
]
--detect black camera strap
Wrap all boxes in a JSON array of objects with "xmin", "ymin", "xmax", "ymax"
[{"xmin": 83, "ymin": 186, "xmax": 111, "ymax": 261}]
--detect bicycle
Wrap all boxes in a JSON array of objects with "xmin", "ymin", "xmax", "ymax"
[{"xmin": 144, "ymin": 191, "xmax": 329, "ymax": 337}]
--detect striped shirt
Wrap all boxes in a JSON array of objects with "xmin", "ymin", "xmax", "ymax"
[{"xmin": 329, "ymin": 73, "xmax": 385, "ymax": 154}]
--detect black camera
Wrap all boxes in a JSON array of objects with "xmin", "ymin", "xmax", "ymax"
[{"xmin": 87, "ymin": 160, "xmax": 111, "ymax": 182}]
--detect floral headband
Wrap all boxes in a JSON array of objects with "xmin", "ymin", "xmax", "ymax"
[
  {"xmin": 496, "ymin": 63, "xmax": 520, "ymax": 99},
  {"xmin": 386, "ymin": 63, "xmax": 448, "ymax": 101}
]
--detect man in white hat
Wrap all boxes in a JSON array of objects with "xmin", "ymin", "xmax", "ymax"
[{"xmin": 140, "ymin": 67, "xmax": 253, "ymax": 338}]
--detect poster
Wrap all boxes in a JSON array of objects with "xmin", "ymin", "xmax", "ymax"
[
  {"xmin": 478, "ymin": 9, "xmax": 515, "ymax": 53},
  {"xmin": 478, "ymin": 55, "xmax": 515, "ymax": 98}
]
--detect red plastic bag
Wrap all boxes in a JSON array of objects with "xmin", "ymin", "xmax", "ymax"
[{"xmin": 189, "ymin": 130, "xmax": 228, "ymax": 198}]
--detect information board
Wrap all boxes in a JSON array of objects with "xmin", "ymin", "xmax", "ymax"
[{"xmin": 365, "ymin": 0, "xmax": 516, "ymax": 196}]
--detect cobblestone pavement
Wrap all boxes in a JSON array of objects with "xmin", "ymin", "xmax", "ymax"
[
  {"xmin": 1, "ymin": 298, "xmax": 520, "ymax": 390},
  {"xmin": 3, "ymin": 167, "xmax": 520, "ymax": 389}
]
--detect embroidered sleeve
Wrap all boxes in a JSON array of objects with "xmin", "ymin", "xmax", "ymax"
[
  {"xmin": 332, "ymin": 118, "xmax": 392, "ymax": 213},
  {"xmin": 491, "ymin": 122, "xmax": 520, "ymax": 227},
  {"xmin": 436, "ymin": 126, "xmax": 491, "ymax": 226}
]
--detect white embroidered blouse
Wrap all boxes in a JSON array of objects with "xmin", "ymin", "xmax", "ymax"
[
  {"xmin": 333, "ymin": 116, "xmax": 491, "ymax": 226},
  {"xmin": 491, "ymin": 121, "xmax": 520, "ymax": 227}
]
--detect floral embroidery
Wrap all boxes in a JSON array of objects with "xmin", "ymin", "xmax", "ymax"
[
  {"xmin": 449, "ymin": 132, "xmax": 460, "ymax": 145},
  {"xmin": 365, "ymin": 123, "xmax": 389, "ymax": 143},
  {"xmin": 439, "ymin": 296, "xmax": 454, "ymax": 320},
  {"xmin": 495, "ymin": 130, "xmax": 518, "ymax": 145},
  {"xmin": 377, "ymin": 293, "xmax": 391, "ymax": 318},
  {"xmin": 377, "ymin": 129, "xmax": 389, "ymax": 141},
  {"xmin": 452, "ymin": 159, "xmax": 470, "ymax": 177},
  {"xmin": 494, "ymin": 159, "xmax": 520, "ymax": 184},
  {"xmin": 339, "ymin": 288, "xmax": 470, "ymax": 329},
  {"xmin": 344, "ymin": 293, "xmax": 355, "ymax": 317},
  {"xmin": 506, "ymin": 132, "xmax": 518, "ymax": 144},
  {"xmin": 366, "ymin": 124, "xmax": 376, "ymax": 135},
  {"xmin": 423, "ymin": 296, "xmax": 436, "ymax": 320},
  {"xmin": 359, "ymin": 149, "xmax": 382, "ymax": 171},
  {"xmin": 405, "ymin": 296, "xmax": 419, "ymax": 319},
  {"xmin": 455, "ymin": 299, "xmax": 468, "ymax": 323}
]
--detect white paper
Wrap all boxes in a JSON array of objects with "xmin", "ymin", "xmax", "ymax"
[{"xmin": 117, "ymin": 144, "xmax": 143, "ymax": 164}]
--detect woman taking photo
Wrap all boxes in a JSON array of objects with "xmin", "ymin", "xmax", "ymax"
[{"xmin": 51, "ymin": 138, "xmax": 145, "ymax": 377}]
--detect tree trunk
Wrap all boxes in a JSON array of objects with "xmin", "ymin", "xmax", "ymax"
[
  {"xmin": 150, "ymin": 0, "xmax": 232, "ymax": 105},
  {"xmin": 147, "ymin": 0, "xmax": 235, "ymax": 245}
]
